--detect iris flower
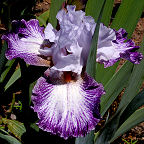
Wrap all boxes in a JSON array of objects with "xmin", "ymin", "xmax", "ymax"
[{"xmin": 2, "ymin": 5, "xmax": 142, "ymax": 139}]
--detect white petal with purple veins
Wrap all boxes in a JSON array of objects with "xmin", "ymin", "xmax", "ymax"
[
  {"xmin": 32, "ymin": 72, "xmax": 105, "ymax": 139},
  {"xmin": 2, "ymin": 19, "xmax": 55, "ymax": 66}
]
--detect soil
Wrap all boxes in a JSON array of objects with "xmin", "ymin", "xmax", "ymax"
[{"xmin": 33, "ymin": 0, "xmax": 51, "ymax": 16}]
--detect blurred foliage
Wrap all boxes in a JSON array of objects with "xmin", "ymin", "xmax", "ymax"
[{"xmin": 0, "ymin": 0, "xmax": 38, "ymax": 29}]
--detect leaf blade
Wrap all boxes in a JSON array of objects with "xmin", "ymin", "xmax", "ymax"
[
  {"xmin": 36, "ymin": 10, "xmax": 50, "ymax": 27},
  {"xmin": 100, "ymin": 0, "xmax": 114, "ymax": 26},
  {"xmin": 0, "ymin": 42, "xmax": 7, "ymax": 76},
  {"xmin": 111, "ymin": 0, "xmax": 144, "ymax": 37},
  {"xmin": 110, "ymin": 108, "xmax": 144, "ymax": 142},
  {"xmin": 0, "ymin": 133, "xmax": 21, "ymax": 144},
  {"xmin": 100, "ymin": 61, "xmax": 133, "ymax": 116},
  {"xmin": 4, "ymin": 67, "xmax": 21, "ymax": 91},
  {"xmin": 48, "ymin": 0, "xmax": 65, "ymax": 28},
  {"xmin": 119, "ymin": 88, "xmax": 144, "ymax": 126}
]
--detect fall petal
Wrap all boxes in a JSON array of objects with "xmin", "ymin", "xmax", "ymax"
[{"xmin": 32, "ymin": 72, "xmax": 105, "ymax": 139}]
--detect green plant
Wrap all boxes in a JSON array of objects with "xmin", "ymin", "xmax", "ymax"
[{"xmin": 122, "ymin": 138, "xmax": 138, "ymax": 144}]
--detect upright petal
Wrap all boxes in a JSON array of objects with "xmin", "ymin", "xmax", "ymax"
[
  {"xmin": 45, "ymin": 5, "xmax": 96, "ymax": 74},
  {"xmin": 97, "ymin": 24, "xmax": 143, "ymax": 67},
  {"xmin": 32, "ymin": 71, "xmax": 105, "ymax": 139},
  {"xmin": 51, "ymin": 42, "xmax": 83, "ymax": 74},
  {"xmin": 44, "ymin": 23, "xmax": 56, "ymax": 42}
]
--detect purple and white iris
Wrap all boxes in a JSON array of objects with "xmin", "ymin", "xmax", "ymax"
[{"xmin": 2, "ymin": 5, "xmax": 143, "ymax": 139}]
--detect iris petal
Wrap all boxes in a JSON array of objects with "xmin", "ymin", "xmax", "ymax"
[
  {"xmin": 47, "ymin": 5, "xmax": 96, "ymax": 74},
  {"xmin": 97, "ymin": 24, "xmax": 143, "ymax": 67},
  {"xmin": 2, "ymin": 19, "xmax": 55, "ymax": 66},
  {"xmin": 32, "ymin": 71, "xmax": 105, "ymax": 139}
]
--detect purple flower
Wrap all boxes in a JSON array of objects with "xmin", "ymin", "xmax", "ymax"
[
  {"xmin": 2, "ymin": 19, "xmax": 56, "ymax": 66},
  {"xmin": 1, "ymin": 5, "xmax": 142, "ymax": 139},
  {"xmin": 97, "ymin": 24, "xmax": 143, "ymax": 67},
  {"xmin": 39, "ymin": 5, "xmax": 96, "ymax": 74},
  {"xmin": 32, "ymin": 70, "xmax": 104, "ymax": 139}
]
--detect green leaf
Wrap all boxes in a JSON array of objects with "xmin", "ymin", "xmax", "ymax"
[
  {"xmin": 86, "ymin": 0, "xmax": 106, "ymax": 78},
  {"xmin": 0, "ymin": 133, "xmax": 21, "ymax": 144},
  {"xmin": 86, "ymin": 23, "xmax": 100, "ymax": 78},
  {"xmin": 4, "ymin": 67, "xmax": 21, "ymax": 91},
  {"xmin": 0, "ymin": 60, "xmax": 15, "ymax": 83},
  {"xmin": 85, "ymin": 0, "xmax": 105, "ymax": 21},
  {"xmin": 29, "ymin": 80, "xmax": 37, "ymax": 105},
  {"xmin": 122, "ymin": 139, "xmax": 130, "ymax": 144},
  {"xmin": 119, "ymin": 88, "xmax": 144, "ymax": 126},
  {"xmin": 95, "ymin": 112, "xmax": 121, "ymax": 144},
  {"xmin": 2, "ymin": 118, "xmax": 26, "ymax": 140},
  {"xmin": 100, "ymin": 61, "xmax": 133, "ymax": 116},
  {"xmin": 30, "ymin": 123, "xmax": 39, "ymax": 132},
  {"xmin": 111, "ymin": 0, "xmax": 144, "ymax": 37},
  {"xmin": 75, "ymin": 131, "xmax": 94, "ymax": 144},
  {"xmin": 95, "ymin": 62, "xmax": 119, "ymax": 86},
  {"xmin": 0, "ymin": 42, "xmax": 7, "ymax": 75},
  {"xmin": 110, "ymin": 108, "xmax": 144, "ymax": 143},
  {"xmin": 36, "ymin": 10, "xmax": 50, "ymax": 27},
  {"xmin": 49, "ymin": 0, "xmax": 65, "ymax": 28},
  {"xmin": 100, "ymin": 0, "xmax": 114, "ymax": 26}
]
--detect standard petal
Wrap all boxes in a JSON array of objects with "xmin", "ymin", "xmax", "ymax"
[
  {"xmin": 32, "ymin": 72, "xmax": 105, "ymax": 139},
  {"xmin": 52, "ymin": 5, "xmax": 96, "ymax": 73},
  {"xmin": 97, "ymin": 25, "xmax": 143, "ymax": 67},
  {"xmin": 98, "ymin": 23, "xmax": 116, "ymax": 48},
  {"xmin": 44, "ymin": 23, "xmax": 56, "ymax": 42},
  {"xmin": 2, "ymin": 19, "xmax": 51, "ymax": 66},
  {"xmin": 51, "ymin": 42, "xmax": 83, "ymax": 74}
]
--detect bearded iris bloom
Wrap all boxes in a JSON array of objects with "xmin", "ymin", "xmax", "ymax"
[{"xmin": 2, "ymin": 5, "xmax": 142, "ymax": 139}]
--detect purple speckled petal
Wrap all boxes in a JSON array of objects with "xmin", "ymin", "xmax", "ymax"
[
  {"xmin": 2, "ymin": 19, "xmax": 52, "ymax": 66},
  {"xmin": 31, "ymin": 71, "xmax": 105, "ymax": 139},
  {"xmin": 120, "ymin": 50, "xmax": 143, "ymax": 64},
  {"xmin": 97, "ymin": 25, "xmax": 143, "ymax": 67},
  {"xmin": 18, "ymin": 19, "xmax": 44, "ymax": 41}
]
